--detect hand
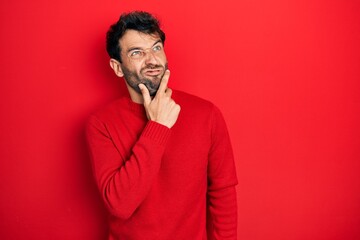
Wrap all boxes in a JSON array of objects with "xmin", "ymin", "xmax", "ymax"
[{"xmin": 138, "ymin": 70, "xmax": 181, "ymax": 128}]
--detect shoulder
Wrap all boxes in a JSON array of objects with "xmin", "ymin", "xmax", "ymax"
[
  {"xmin": 86, "ymin": 96, "xmax": 134, "ymax": 125},
  {"xmin": 172, "ymin": 90, "xmax": 225, "ymax": 126},
  {"xmin": 173, "ymin": 89, "xmax": 215, "ymax": 112},
  {"xmin": 90, "ymin": 98, "xmax": 122, "ymax": 118}
]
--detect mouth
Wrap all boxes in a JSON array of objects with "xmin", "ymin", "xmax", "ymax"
[{"xmin": 143, "ymin": 68, "xmax": 163, "ymax": 76}]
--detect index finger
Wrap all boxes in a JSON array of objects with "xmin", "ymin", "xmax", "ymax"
[
  {"xmin": 157, "ymin": 70, "xmax": 170, "ymax": 94},
  {"xmin": 138, "ymin": 83, "xmax": 151, "ymax": 106}
]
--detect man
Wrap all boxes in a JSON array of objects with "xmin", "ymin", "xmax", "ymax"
[{"xmin": 86, "ymin": 11, "xmax": 238, "ymax": 240}]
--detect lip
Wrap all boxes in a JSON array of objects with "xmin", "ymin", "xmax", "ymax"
[{"xmin": 143, "ymin": 68, "xmax": 162, "ymax": 76}]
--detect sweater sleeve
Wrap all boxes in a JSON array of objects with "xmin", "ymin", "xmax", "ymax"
[
  {"xmin": 86, "ymin": 115, "xmax": 171, "ymax": 220},
  {"xmin": 206, "ymin": 105, "xmax": 238, "ymax": 240}
]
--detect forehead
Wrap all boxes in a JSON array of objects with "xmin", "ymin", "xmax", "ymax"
[{"xmin": 119, "ymin": 29, "xmax": 161, "ymax": 50}]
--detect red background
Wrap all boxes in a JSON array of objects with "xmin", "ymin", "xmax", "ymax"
[{"xmin": 1, "ymin": 0, "xmax": 359, "ymax": 239}]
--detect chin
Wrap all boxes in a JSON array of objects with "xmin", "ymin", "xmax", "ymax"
[{"xmin": 149, "ymin": 88, "xmax": 158, "ymax": 97}]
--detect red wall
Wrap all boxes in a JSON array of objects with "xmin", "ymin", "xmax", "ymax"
[{"xmin": 1, "ymin": 0, "xmax": 359, "ymax": 239}]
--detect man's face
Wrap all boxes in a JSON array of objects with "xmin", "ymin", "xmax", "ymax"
[{"xmin": 118, "ymin": 29, "xmax": 168, "ymax": 96}]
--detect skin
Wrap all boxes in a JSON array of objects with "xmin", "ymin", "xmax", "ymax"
[
  {"xmin": 109, "ymin": 29, "xmax": 181, "ymax": 128},
  {"xmin": 110, "ymin": 30, "xmax": 167, "ymax": 102}
]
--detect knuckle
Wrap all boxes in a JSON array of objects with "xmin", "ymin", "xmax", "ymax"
[{"xmin": 175, "ymin": 104, "xmax": 181, "ymax": 112}]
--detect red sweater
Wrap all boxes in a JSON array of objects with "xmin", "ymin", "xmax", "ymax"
[{"xmin": 86, "ymin": 90, "xmax": 238, "ymax": 240}]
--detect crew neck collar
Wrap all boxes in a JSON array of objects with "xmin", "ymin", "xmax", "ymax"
[{"xmin": 124, "ymin": 95, "xmax": 146, "ymax": 115}]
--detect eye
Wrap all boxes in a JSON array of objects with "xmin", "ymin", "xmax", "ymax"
[
  {"xmin": 153, "ymin": 45, "xmax": 162, "ymax": 51},
  {"xmin": 129, "ymin": 50, "xmax": 143, "ymax": 57}
]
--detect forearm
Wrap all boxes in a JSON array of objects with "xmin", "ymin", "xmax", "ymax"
[
  {"xmin": 87, "ymin": 118, "xmax": 171, "ymax": 219},
  {"xmin": 101, "ymin": 136, "xmax": 164, "ymax": 219}
]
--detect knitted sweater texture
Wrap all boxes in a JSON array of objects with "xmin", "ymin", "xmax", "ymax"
[{"xmin": 86, "ymin": 90, "xmax": 238, "ymax": 240}]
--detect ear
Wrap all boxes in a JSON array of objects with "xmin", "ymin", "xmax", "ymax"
[{"xmin": 109, "ymin": 58, "xmax": 124, "ymax": 77}]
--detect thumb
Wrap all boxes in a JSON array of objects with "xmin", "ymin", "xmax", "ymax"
[{"xmin": 138, "ymin": 84, "xmax": 151, "ymax": 106}]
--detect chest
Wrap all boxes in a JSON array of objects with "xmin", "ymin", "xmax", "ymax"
[{"xmin": 110, "ymin": 109, "xmax": 212, "ymax": 180}]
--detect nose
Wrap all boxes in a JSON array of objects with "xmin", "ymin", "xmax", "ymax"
[{"xmin": 144, "ymin": 50, "xmax": 158, "ymax": 65}]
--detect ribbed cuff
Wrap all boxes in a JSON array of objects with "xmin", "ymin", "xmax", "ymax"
[{"xmin": 141, "ymin": 121, "xmax": 171, "ymax": 146}]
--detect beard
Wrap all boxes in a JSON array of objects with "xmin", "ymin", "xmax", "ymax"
[{"xmin": 121, "ymin": 63, "xmax": 168, "ymax": 97}]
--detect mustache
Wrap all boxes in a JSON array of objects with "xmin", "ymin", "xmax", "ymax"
[{"xmin": 142, "ymin": 64, "xmax": 163, "ymax": 70}]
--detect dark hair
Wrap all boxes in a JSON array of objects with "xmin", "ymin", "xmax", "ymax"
[{"xmin": 106, "ymin": 11, "xmax": 166, "ymax": 63}]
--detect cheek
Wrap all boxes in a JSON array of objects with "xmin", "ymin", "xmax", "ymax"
[
  {"xmin": 160, "ymin": 54, "xmax": 167, "ymax": 64},
  {"xmin": 131, "ymin": 63, "xmax": 143, "ymax": 74}
]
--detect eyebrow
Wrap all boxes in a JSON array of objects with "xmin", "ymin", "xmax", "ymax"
[{"xmin": 127, "ymin": 40, "xmax": 163, "ymax": 53}]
